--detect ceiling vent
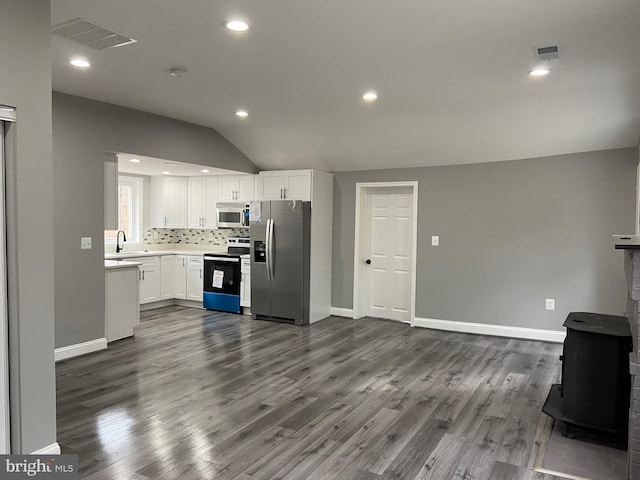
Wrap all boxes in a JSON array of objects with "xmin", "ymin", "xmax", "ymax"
[
  {"xmin": 533, "ymin": 45, "xmax": 560, "ymax": 61},
  {"xmin": 51, "ymin": 18, "xmax": 137, "ymax": 50}
]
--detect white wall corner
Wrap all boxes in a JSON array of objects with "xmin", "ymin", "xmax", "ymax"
[
  {"xmin": 413, "ymin": 317, "xmax": 565, "ymax": 343},
  {"xmin": 31, "ymin": 442, "xmax": 61, "ymax": 454},
  {"xmin": 330, "ymin": 307, "xmax": 354, "ymax": 318},
  {"xmin": 54, "ymin": 338, "xmax": 107, "ymax": 362}
]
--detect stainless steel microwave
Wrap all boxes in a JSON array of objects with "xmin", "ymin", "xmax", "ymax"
[{"xmin": 216, "ymin": 202, "xmax": 249, "ymax": 228}]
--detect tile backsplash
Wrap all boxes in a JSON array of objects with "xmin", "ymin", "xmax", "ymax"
[{"xmin": 143, "ymin": 228, "xmax": 249, "ymax": 246}]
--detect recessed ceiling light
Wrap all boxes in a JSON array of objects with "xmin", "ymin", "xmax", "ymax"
[
  {"xmin": 70, "ymin": 57, "xmax": 90, "ymax": 68},
  {"xmin": 362, "ymin": 91, "xmax": 378, "ymax": 102},
  {"xmin": 529, "ymin": 68, "xmax": 550, "ymax": 76},
  {"xmin": 129, "ymin": 158, "xmax": 141, "ymax": 163},
  {"xmin": 200, "ymin": 169, "xmax": 211, "ymax": 173},
  {"xmin": 224, "ymin": 20, "xmax": 249, "ymax": 32},
  {"xmin": 161, "ymin": 162, "xmax": 180, "ymax": 166},
  {"xmin": 169, "ymin": 68, "xmax": 186, "ymax": 78},
  {"xmin": 161, "ymin": 171, "xmax": 171, "ymax": 175},
  {"xmin": 235, "ymin": 110, "xmax": 249, "ymax": 118}
]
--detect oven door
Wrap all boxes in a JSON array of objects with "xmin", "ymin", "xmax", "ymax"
[
  {"xmin": 203, "ymin": 255, "xmax": 242, "ymax": 313},
  {"xmin": 204, "ymin": 256, "xmax": 241, "ymax": 295}
]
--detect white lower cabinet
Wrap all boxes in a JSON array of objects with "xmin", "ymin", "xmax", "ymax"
[
  {"xmin": 105, "ymin": 265, "xmax": 139, "ymax": 342},
  {"xmin": 130, "ymin": 256, "xmax": 160, "ymax": 304},
  {"xmin": 160, "ymin": 255, "xmax": 175, "ymax": 300},
  {"xmin": 174, "ymin": 255, "xmax": 187, "ymax": 300},
  {"xmin": 240, "ymin": 258, "xmax": 251, "ymax": 308},
  {"xmin": 128, "ymin": 254, "xmax": 204, "ymax": 306},
  {"xmin": 186, "ymin": 255, "xmax": 204, "ymax": 302}
]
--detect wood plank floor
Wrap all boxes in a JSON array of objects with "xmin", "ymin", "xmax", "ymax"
[{"xmin": 56, "ymin": 306, "xmax": 566, "ymax": 480}]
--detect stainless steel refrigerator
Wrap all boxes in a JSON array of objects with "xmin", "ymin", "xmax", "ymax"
[{"xmin": 250, "ymin": 200, "xmax": 311, "ymax": 325}]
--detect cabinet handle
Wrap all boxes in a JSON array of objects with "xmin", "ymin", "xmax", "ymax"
[
  {"xmin": 283, "ymin": 187, "xmax": 287, "ymax": 199},
  {"xmin": 164, "ymin": 216, "xmax": 167, "ymax": 227},
  {"xmin": 200, "ymin": 268, "xmax": 202, "ymax": 279},
  {"xmin": 183, "ymin": 257, "xmax": 186, "ymax": 267},
  {"xmin": 280, "ymin": 188, "xmax": 283, "ymax": 199}
]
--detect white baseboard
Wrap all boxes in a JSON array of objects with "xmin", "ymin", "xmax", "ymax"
[
  {"xmin": 330, "ymin": 307, "xmax": 354, "ymax": 318},
  {"xmin": 31, "ymin": 443, "xmax": 61, "ymax": 454},
  {"xmin": 413, "ymin": 317, "xmax": 565, "ymax": 343},
  {"xmin": 55, "ymin": 338, "xmax": 107, "ymax": 362}
]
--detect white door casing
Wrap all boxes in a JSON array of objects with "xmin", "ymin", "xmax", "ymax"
[
  {"xmin": 353, "ymin": 182, "xmax": 418, "ymax": 326},
  {"xmin": 0, "ymin": 116, "xmax": 13, "ymax": 453}
]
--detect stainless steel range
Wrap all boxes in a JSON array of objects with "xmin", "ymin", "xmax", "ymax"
[{"xmin": 203, "ymin": 237, "xmax": 249, "ymax": 314}]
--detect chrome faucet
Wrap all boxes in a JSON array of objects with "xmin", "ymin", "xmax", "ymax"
[{"xmin": 116, "ymin": 230, "xmax": 127, "ymax": 253}]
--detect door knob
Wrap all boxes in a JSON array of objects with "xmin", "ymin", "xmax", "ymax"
[{"xmin": 365, "ymin": 259, "xmax": 371, "ymax": 265}]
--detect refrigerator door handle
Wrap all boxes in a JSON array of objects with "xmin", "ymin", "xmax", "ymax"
[
  {"xmin": 266, "ymin": 218, "xmax": 273, "ymax": 282},
  {"xmin": 269, "ymin": 219, "xmax": 275, "ymax": 281}
]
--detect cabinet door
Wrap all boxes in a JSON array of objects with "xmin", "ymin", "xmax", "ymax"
[
  {"xmin": 187, "ymin": 256, "xmax": 204, "ymax": 301},
  {"xmin": 174, "ymin": 255, "xmax": 187, "ymax": 300},
  {"xmin": 260, "ymin": 172, "xmax": 284, "ymax": 200},
  {"xmin": 218, "ymin": 176, "xmax": 238, "ymax": 201},
  {"xmin": 236, "ymin": 175, "xmax": 255, "ymax": 202},
  {"xmin": 203, "ymin": 177, "xmax": 218, "ymax": 228},
  {"xmin": 160, "ymin": 255, "xmax": 175, "ymax": 300},
  {"xmin": 188, "ymin": 177, "xmax": 205, "ymax": 228},
  {"xmin": 164, "ymin": 177, "xmax": 188, "ymax": 228},
  {"xmin": 140, "ymin": 267, "xmax": 159, "ymax": 304},
  {"xmin": 130, "ymin": 257, "xmax": 160, "ymax": 304},
  {"xmin": 285, "ymin": 171, "xmax": 312, "ymax": 200}
]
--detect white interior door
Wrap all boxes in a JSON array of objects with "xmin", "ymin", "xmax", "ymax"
[
  {"xmin": 364, "ymin": 190, "xmax": 413, "ymax": 322},
  {"xmin": 0, "ymin": 120, "xmax": 10, "ymax": 452}
]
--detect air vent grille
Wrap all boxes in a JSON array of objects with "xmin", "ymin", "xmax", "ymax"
[
  {"xmin": 534, "ymin": 45, "xmax": 560, "ymax": 61},
  {"xmin": 51, "ymin": 18, "xmax": 137, "ymax": 50}
]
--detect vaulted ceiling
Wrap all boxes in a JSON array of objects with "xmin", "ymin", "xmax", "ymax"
[{"xmin": 51, "ymin": 0, "xmax": 640, "ymax": 172}]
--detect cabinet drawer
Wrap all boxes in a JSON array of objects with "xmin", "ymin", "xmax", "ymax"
[{"xmin": 188, "ymin": 255, "xmax": 203, "ymax": 266}]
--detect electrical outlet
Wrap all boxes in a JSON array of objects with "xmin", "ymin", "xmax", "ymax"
[
  {"xmin": 545, "ymin": 298, "xmax": 555, "ymax": 310},
  {"xmin": 209, "ymin": 232, "xmax": 214, "ymax": 242},
  {"xmin": 81, "ymin": 237, "xmax": 92, "ymax": 250},
  {"xmin": 153, "ymin": 230, "xmax": 159, "ymax": 241},
  {"xmin": 431, "ymin": 236, "xmax": 439, "ymax": 246}
]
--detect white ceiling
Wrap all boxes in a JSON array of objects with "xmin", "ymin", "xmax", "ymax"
[
  {"xmin": 117, "ymin": 152, "xmax": 241, "ymax": 177},
  {"xmin": 51, "ymin": 0, "xmax": 640, "ymax": 172}
]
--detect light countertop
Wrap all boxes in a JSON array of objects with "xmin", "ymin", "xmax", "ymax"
[
  {"xmin": 104, "ymin": 259, "xmax": 142, "ymax": 270},
  {"xmin": 105, "ymin": 244, "xmax": 227, "ymax": 260}
]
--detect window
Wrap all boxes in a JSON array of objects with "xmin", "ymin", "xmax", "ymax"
[{"xmin": 105, "ymin": 176, "xmax": 143, "ymax": 244}]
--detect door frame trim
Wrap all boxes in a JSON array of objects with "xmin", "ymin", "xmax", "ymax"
[{"xmin": 353, "ymin": 181, "xmax": 418, "ymax": 325}]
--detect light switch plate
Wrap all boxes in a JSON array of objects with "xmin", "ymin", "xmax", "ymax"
[
  {"xmin": 545, "ymin": 298, "xmax": 555, "ymax": 310},
  {"xmin": 431, "ymin": 236, "xmax": 439, "ymax": 246},
  {"xmin": 81, "ymin": 237, "xmax": 92, "ymax": 250}
]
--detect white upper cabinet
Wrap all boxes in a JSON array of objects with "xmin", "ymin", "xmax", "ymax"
[
  {"xmin": 257, "ymin": 170, "xmax": 312, "ymax": 201},
  {"xmin": 151, "ymin": 176, "xmax": 188, "ymax": 228},
  {"xmin": 188, "ymin": 177, "xmax": 218, "ymax": 228},
  {"xmin": 218, "ymin": 175, "xmax": 255, "ymax": 202}
]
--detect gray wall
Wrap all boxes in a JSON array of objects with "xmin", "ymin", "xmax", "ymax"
[
  {"xmin": 0, "ymin": 0, "xmax": 57, "ymax": 452},
  {"xmin": 332, "ymin": 148, "xmax": 637, "ymax": 331},
  {"xmin": 53, "ymin": 93, "xmax": 257, "ymax": 348}
]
